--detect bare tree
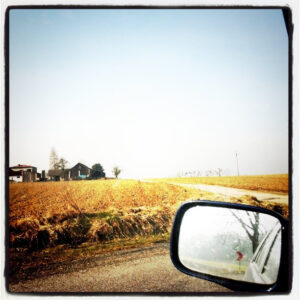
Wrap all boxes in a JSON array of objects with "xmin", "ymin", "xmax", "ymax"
[
  {"xmin": 231, "ymin": 211, "xmax": 264, "ymax": 254},
  {"xmin": 50, "ymin": 148, "xmax": 59, "ymax": 169},
  {"xmin": 55, "ymin": 158, "xmax": 69, "ymax": 170},
  {"xmin": 215, "ymin": 168, "xmax": 223, "ymax": 177},
  {"xmin": 205, "ymin": 170, "xmax": 213, "ymax": 177},
  {"xmin": 112, "ymin": 166, "xmax": 121, "ymax": 179}
]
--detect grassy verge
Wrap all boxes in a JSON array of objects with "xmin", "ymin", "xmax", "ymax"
[
  {"xmin": 9, "ymin": 206, "xmax": 174, "ymax": 251},
  {"xmin": 182, "ymin": 257, "xmax": 247, "ymax": 273}
]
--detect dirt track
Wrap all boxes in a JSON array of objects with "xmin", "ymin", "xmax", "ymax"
[
  {"xmin": 9, "ymin": 243, "xmax": 230, "ymax": 293},
  {"xmin": 172, "ymin": 183, "xmax": 288, "ymax": 205}
]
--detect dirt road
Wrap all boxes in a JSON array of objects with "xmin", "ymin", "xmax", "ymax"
[
  {"xmin": 9, "ymin": 243, "xmax": 230, "ymax": 293},
  {"xmin": 172, "ymin": 183, "xmax": 288, "ymax": 205}
]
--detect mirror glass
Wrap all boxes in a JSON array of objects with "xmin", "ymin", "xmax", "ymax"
[{"xmin": 178, "ymin": 206, "xmax": 281, "ymax": 284}]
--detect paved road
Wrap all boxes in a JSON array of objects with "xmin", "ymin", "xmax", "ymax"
[
  {"xmin": 9, "ymin": 243, "xmax": 230, "ymax": 293},
  {"xmin": 172, "ymin": 183, "xmax": 288, "ymax": 205}
]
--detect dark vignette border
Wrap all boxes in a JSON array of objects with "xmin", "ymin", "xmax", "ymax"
[{"xmin": 4, "ymin": 4, "xmax": 294, "ymax": 296}]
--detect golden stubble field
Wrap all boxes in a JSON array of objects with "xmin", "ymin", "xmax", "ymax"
[
  {"xmin": 9, "ymin": 179, "xmax": 206, "ymax": 224},
  {"xmin": 9, "ymin": 180, "xmax": 209, "ymax": 251}
]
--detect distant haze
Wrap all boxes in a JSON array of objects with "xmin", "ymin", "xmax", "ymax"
[{"xmin": 9, "ymin": 9, "xmax": 288, "ymax": 178}]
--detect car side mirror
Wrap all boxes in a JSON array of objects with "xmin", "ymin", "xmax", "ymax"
[{"xmin": 170, "ymin": 201, "xmax": 290, "ymax": 292}]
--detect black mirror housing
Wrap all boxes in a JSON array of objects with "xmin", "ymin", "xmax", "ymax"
[{"xmin": 170, "ymin": 200, "xmax": 291, "ymax": 293}]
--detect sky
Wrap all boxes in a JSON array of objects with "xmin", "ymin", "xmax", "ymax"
[{"xmin": 9, "ymin": 9, "xmax": 289, "ymax": 178}]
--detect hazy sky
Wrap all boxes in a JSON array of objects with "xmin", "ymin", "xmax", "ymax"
[{"xmin": 9, "ymin": 9, "xmax": 288, "ymax": 178}]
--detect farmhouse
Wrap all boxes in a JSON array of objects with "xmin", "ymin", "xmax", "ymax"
[
  {"xmin": 47, "ymin": 162, "xmax": 92, "ymax": 181},
  {"xmin": 9, "ymin": 164, "xmax": 39, "ymax": 182}
]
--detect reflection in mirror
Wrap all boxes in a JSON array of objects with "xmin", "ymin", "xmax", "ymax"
[{"xmin": 178, "ymin": 206, "xmax": 281, "ymax": 284}]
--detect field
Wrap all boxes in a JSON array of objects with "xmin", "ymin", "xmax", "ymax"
[
  {"xmin": 9, "ymin": 180, "xmax": 210, "ymax": 252},
  {"xmin": 9, "ymin": 177, "xmax": 289, "ymax": 251},
  {"xmin": 9, "ymin": 177, "xmax": 288, "ymax": 281},
  {"xmin": 152, "ymin": 174, "xmax": 288, "ymax": 194}
]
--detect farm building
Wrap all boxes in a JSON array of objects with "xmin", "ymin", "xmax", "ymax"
[
  {"xmin": 47, "ymin": 169, "xmax": 70, "ymax": 181},
  {"xmin": 70, "ymin": 163, "xmax": 92, "ymax": 179},
  {"xmin": 9, "ymin": 164, "xmax": 39, "ymax": 182},
  {"xmin": 47, "ymin": 163, "xmax": 92, "ymax": 181}
]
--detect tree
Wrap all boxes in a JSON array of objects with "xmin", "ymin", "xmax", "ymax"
[
  {"xmin": 50, "ymin": 148, "xmax": 59, "ymax": 169},
  {"xmin": 197, "ymin": 171, "xmax": 202, "ymax": 177},
  {"xmin": 91, "ymin": 163, "xmax": 106, "ymax": 179},
  {"xmin": 205, "ymin": 170, "xmax": 213, "ymax": 177},
  {"xmin": 231, "ymin": 211, "xmax": 265, "ymax": 254},
  {"xmin": 215, "ymin": 168, "xmax": 223, "ymax": 177},
  {"xmin": 55, "ymin": 158, "xmax": 69, "ymax": 170},
  {"xmin": 112, "ymin": 166, "xmax": 121, "ymax": 179}
]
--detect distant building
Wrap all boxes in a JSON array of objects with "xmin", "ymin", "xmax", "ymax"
[
  {"xmin": 9, "ymin": 164, "xmax": 38, "ymax": 182},
  {"xmin": 70, "ymin": 163, "xmax": 92, "ymax": 179},
  {"xmin": 40, "ymin": 170, "xmax": 47, "ymax": 181},
  {"xmin": 47, "ymin": 163, "xmax": 92, "ymax": 181},
  {"xmin": 47, "ymin": 169, "xmax": 69, "ymax": 181}
]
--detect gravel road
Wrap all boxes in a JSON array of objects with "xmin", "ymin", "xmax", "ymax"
[{"xmin": 9, "ymin": 243, "xmax": 230, "ymax": 293}]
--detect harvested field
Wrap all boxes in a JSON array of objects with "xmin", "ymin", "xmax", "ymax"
[
  {"xmin": 9, "ymin": 180, "xmax": 209, "ymax": 252},
  {"xmin": 152, "ymin": 174, "xmax": 288, "ymax": 194},
  {"xmin": 9, "ymin": 178, "xmax": 288, "ymax": 253}
]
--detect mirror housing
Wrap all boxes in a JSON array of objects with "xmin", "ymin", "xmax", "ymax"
[{"xmin": 170, "ymin": 201, "xmax": 290, "ymax": 292}]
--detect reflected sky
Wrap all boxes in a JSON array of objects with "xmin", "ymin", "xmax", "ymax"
[{"xmin": 180, "ymin": 206, "xmax": 279, "ymax": 238}]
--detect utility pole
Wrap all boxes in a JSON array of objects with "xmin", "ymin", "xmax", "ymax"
[{"xmin": 235, "ymin": 152, "xmax": 240, "ymax": 176}]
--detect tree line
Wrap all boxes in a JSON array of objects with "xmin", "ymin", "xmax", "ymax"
[{"xmin": 177, "ymin": 168, "xmax": 230, "ymax": 177}]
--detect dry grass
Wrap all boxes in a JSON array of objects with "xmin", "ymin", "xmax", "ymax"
[{"xmin": 152, "ymin": 174, "xmax": 288, "ymax": 194}]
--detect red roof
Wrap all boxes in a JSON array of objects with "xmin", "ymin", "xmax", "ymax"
[{"xmin": 11, "ymin": 164, "xmax": 34, "ymax": 169}]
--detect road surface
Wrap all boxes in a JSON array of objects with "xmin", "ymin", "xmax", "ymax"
[{"xmin": 9, "ymin": 243, "xmax": 230, "ymax": 293}]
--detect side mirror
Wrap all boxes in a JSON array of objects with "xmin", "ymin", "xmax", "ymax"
[{"xmin": 170, "ymin": 201, "xmax": 290, "ymax": 292}]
